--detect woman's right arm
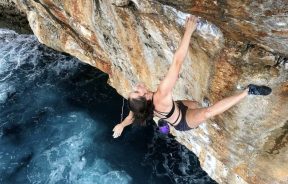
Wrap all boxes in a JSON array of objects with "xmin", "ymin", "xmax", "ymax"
[
  {"xmin": 157, "ymin": 16, "xmax": 197, "ymax": 98},
  {"xmin": 112, "ymin": 111, "xmax": 134, "ymax": 138}
]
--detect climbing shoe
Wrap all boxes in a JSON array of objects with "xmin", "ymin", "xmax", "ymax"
[{"xmin": 247, "ymin": 84, "xmax": 272, "ymax": 96}]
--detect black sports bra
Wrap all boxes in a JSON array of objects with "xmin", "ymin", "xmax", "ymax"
[{"xmin": 152, "ymin": 93, "xmax": 181, "ymax": 125}]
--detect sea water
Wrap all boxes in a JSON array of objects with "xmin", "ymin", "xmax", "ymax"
[{"xmin": 0, "ymin": 29, "xmax": 217, "ymax": 184}]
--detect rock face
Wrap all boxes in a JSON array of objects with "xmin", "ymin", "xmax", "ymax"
[
  {"xmin": 158, "ymin": 0, "xmax": 288, "ymax": 57},
  {"xmin": 12, "ymin": 0, "xmax": 288, "ymax": 183}
]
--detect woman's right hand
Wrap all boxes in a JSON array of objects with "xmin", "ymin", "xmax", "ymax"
[{"xmin": 112, "ymin": 123, "xmax": 124, "ymax": 138}]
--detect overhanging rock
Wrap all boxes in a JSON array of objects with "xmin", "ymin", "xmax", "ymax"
[{"xmin": 12, "ymin": 0, "xmax": 288, "ymax": 183}]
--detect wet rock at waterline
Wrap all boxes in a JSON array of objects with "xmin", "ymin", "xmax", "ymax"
[
  {"xmin": 6, "ymin": 0, "xmax": 288, "ymax": 183},
  {"xmin": 0, "ymin": 0, "xmax": 32, "ymax": 34}
]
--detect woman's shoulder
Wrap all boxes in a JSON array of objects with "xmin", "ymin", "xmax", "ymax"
[{"xmin": 153, "ymin": 90, "xmax": 173, "ymax": 106}]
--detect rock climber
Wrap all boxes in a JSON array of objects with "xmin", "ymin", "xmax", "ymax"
[{"xmin": 112, "ymin": 15, "xmax": 271, "ymax": 138}]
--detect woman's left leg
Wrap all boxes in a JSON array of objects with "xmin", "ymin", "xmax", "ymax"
[{"xmin": 185, "ymin": 89, "xmax": 249, "ymax": 128}]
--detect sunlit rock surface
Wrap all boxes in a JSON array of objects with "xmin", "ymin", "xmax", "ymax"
[
  {"xmin": 11, "ymin": 0, "xmax": 288, "ymax": 183},
  {"xmin": 157, "ymin": 0, "xmax": 288, "ymax": 57}
]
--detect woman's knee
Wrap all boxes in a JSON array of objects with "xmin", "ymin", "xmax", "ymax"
[
  {"xmin": 187, "ymin": 108, "xmax": 210, "ymax": 126},
  {"xmin": 204, "ymin": 107, "xmax": 213, "ymax": 119}
]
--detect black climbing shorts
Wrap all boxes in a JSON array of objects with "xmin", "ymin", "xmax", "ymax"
[{"xmin": 173, "ymin": 101, "xmax": 192, "ymax": 131}]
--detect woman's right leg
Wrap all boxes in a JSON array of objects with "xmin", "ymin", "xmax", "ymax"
[
  {"xmin": 181, "ymin": 100, "xmax": 201, "ymax": 109},
  {"xmin": 185, "ymin": 89, "xmax": 249, "ymax": 128}
]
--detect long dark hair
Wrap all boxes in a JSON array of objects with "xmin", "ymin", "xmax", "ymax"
[{"xmin": 128, "ymin": 96, "xmax": 154, "ymax": 126}]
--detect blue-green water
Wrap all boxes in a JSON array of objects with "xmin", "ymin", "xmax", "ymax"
[{"xmin": 0, "ymin": 29, "xmax": 217, "ymax": 184}]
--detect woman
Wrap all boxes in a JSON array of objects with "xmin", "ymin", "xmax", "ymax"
[{"xmin": 112, "ymin": 15, "xmax": 271, "ymax": 138}]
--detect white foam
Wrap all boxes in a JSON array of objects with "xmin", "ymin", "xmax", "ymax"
[
  {"xmin": 25, "ymin": 112, "xmax": 131, "ymax": 184},
  {"xmin": 0, "ymin": 28, "xmax": 17, "ymax": 35},
  {"xmin": 0, "ymin": 30, "xmax": 133, "ymax": 184},
  {"xmin": 0, "ymin": 83, "xmax": 15, "ymax": 103}
]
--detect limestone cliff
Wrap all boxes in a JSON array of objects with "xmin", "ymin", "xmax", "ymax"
[{"xmin": 11, "ymin": 0, "xmax": 288, "ymax": 183}]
